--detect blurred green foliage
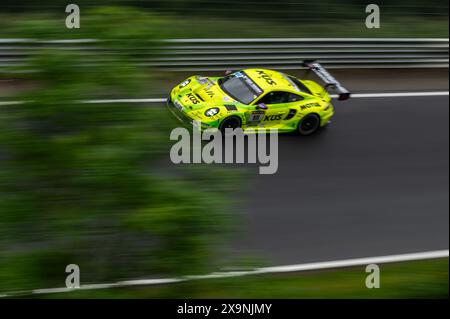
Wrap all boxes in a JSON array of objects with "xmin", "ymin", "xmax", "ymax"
[
  {"xmin": 2, "ymin": 6, "xmax": 172, "ymax": 40},
  {"xmin": 1, "ymin": 0, "xmax": 448, "ymax": 18},
  {"xmin": 0, "ymin": 7, "xmax": 238, "ymax": 293},
  {"xmin": 0, "ymin": 1, "xmax": 448, "ymax": 39}
]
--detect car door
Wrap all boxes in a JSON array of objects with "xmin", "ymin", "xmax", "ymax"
[{"xmin": 252, "ymin": 91, "xmax": 304, "ymax": 127}]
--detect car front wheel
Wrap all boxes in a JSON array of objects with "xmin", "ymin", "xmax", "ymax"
[{"xmin": 219, "ymin": 116, "xmax": 242, "ymax": 135}]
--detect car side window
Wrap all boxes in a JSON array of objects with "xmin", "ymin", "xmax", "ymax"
[
  {"xmin": 287, "ymin": 93, "xmax": 304, "ymax": 103},
  {"xmin": 257, "ymin": 91, "xmax": 303, "ymax": 105}
]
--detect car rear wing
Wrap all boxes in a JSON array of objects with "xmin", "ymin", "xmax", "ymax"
[{"xmin": 303, "ymin": 60, "xmax": 351, "ymax": 101}]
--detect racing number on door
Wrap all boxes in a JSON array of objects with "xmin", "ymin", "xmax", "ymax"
[{"xmin": 247, "ymin": 111, "xmax": 265, "ymax": 125}]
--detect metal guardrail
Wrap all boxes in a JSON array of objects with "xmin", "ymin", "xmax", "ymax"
[{"xmin": 0, "ymin": 38, "xmax": 448, "ymax": 71}]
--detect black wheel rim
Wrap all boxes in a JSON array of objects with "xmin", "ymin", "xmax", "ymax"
[{"xmin": 300, "ymin": 115, "xmax": 319, "ymax": 134}]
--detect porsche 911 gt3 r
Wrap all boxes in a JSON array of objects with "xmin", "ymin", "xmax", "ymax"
[{"xmin": 167, "ymin": 61, "xmax": 350, "ymax": 136}]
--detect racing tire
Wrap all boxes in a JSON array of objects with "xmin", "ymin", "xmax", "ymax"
[
  {"xmin": 298, "ymin": 114, "xmax": 321, "ymax": 136},
  {"xmin": 219, "ymin": 116, "xmax": 242, "ymax": 136}
]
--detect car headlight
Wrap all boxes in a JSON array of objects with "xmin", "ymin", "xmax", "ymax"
[{"xmin": 204, "ymin": 107, "xmax": 220, "ymax": 117}]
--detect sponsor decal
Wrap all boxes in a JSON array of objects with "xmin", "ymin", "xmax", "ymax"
[
  {"xmin": 264, "ymin": 114, "xmax": 283, "ymax": 121},
  {"xmin": 247, "ymin": 111, "xmax": 265, "ymax": 124},
  {"xmin": 204, "ymin": 88, "xmax": 215, "ymax": 98},
  {"xmin": 174, "ymin": 100, "xmax": 184, "ymax": 111},
  {"xmin": 204, "ymin": 107, "xmax": 220, "ymax": 117},
  {"xmin": 196, "ymin": 76, "xmax": 208, "ymax": 85},
  {"xmin": 255, "ymin": 70, "xmax": 277, "ymax": 86},
  {"xmin": 186, "ymin": 93, "xmax": 200, "ymax": 105},
  {"xmin": 300, "ymin": 102, "xmax": 320, "ymax": 110},
  {"xmin": 179, "ymin": 79, "xmax": 191, "ymax": 88}
]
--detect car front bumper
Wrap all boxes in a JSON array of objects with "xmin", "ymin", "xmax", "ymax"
[
  {"xmin": 166, "ymin": 97, "xmax": 213, "ymax": 130},
  {"xmin": 166, "ymin": 97, "xmax": 194, "ymax": 128}
]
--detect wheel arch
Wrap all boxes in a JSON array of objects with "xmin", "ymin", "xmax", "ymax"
[
  {"xmin": 297, "ymin": 112, "xmax": 322, "ymax": 135},
  {"xmin": 219, "ymin": 114, "xmax": 244, "ymax": 127}
]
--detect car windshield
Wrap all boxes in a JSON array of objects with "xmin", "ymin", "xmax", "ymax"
[{"xmin": 218, "ymin": 71, "xmax": 263, "ymax": 104}]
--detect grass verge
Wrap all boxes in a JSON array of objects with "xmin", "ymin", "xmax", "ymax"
[{"xmin": 36, "ymin": 257, "xmax": 448, "ymax": 298}]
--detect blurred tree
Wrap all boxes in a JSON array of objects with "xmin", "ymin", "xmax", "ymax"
[
  {"xmin": 0, "ymin": 0, "xmax": 447, "ymax": 18},
  {"xmin": 0, "ymin": 1, "xmax": 447, "ymax": 39},
  {"xmin": 0, "ymin": 7, "xmax": 237, "ymax": 294}
]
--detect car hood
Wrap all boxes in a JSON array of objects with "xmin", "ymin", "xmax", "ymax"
[{"xmin": 173, "ymin": 76, "xmax": 236, "ymax": 109}]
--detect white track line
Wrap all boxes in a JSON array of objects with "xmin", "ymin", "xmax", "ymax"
[
  {"xmin": 0, "ymin": 91, "xmax": 448, "ymax": 106},
  {"xmin": 165, "ymin": 38, "xmax": 449, "ymax": 43},
  {"xmin": 82, "ymin": 98, "xmax": 166, "ymax": 104},
  {"xmin": 0, "ymin": 249, "xmax": 447, "ymax": 297},
  {"xmin": 341, "ymin": 91, "xmax": 449, "ymax": 98},
  {"xmin": 0, "ymin": 101, "xmax": 26, "ymax": 106}
]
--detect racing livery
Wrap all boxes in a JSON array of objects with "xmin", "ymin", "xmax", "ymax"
[{"xmin": 167, "ymin": 61, "xmax": 350, "ymax": 135}]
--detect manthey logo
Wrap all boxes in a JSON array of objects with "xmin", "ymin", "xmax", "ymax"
[{"xmin": 169, "ymin": 121, "xmax": 279, "ymax": 175}]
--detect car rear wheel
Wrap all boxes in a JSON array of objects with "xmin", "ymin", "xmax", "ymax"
[
  {"xmin": 219, "ymin": 116, "xmax": 242, "ymax": 135},
  {"xmin": 298, "ymin": 114, "xmax": 321, "ymax": 136}
]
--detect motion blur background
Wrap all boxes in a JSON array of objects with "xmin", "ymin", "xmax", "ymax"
[
  {"xmin": 0, "ymin": 0, "xmax": 448, "ymax": 298},
  {"xmin": 1, "ymin": 0, "xmax": 449, "ymax": 38}
]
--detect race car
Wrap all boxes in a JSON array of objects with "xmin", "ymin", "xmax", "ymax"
[{"xmin": 167, "ymin": 61, "xmax": 350, "ymax": 135}]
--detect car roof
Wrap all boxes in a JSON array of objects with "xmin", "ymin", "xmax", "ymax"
[{"xmin": 243, "ymin": 68, "xmax": 296, "ymax": 93}]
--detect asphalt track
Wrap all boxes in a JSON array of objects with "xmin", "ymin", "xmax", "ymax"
[
  {"xmin": 1, "ymin": 69, "xmax": 448, "ymax": 267},
  {"xmin": 229, "ymin": 94, "xmax": 449, "ymax": 265}
]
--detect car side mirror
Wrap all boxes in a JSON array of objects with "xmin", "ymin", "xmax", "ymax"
[{"xmin": 256, "ymin": 103, "xmax": 268, "ymax": 110}]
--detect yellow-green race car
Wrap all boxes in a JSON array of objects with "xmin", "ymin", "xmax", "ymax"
[{"xmin": 167, "ymin": 61, "xmax": 350, "ymax": 135}]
